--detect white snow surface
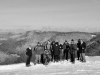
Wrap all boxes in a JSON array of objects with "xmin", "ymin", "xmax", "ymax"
[{"xmin": 0, "ymin": 56, "xmax": 100, "ymax": 75}]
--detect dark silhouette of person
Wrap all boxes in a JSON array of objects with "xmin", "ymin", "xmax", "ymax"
[
  {"xmin": 26, "ymin": 45, "xmax": 32, "ymax": 67},
  {"xmin": 59, "ymin": 44, "xmax": 64, "ymax": 61},
  {"xmin": 77, "ymin": 39, "xmax": 81, "ymax": 60},
  {"xmin": 70, "ymin": 39, "xmax": 76, "ymax": 64},
  {"xmin": 51, "ymin": 41, "xmax": 55, "ymax": 62},
  {"xmin": 63, "ymin": 40, "xmax": 70, "ymax": 61},
  {"xmin": 40, "ymin": 43, "xmax": 45, "ymax": 64},
  {"xmin": 42, "ymin": 42, "xmax": 48, "ymax": 64},
  {"xmin": 53, "ymin": 42, "xmax": 60, "ymax": 62}
]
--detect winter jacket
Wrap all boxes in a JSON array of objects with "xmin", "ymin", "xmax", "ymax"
[
  {"xmin": 34, "ymin": 45, "xmax": 44, "ymax": 55},
  {"xmin": 63, "ymin": 43, "xmax": 66, "ymax": 50},
  {"xmin": 70, "ymin": 44, "xmax": 76, "ymax": 54},
  {"xmin": 59, "ymin": 44, "xmax": 64, "ymax": 55},
  {"xmin": 81, "ymin": 42, "xmax": 86, "ymax": 53},
  {"xmin": 77, "ymin": 42, "xmax": 82, "ymax": 51},
  {"xmin": 46, "ymin": 44, "xmax": 51, "ymax": 50},
  {"xmin": 26, "ymin": 48, "xmax": 32, "ymax": 57},
  {"xmin": 53, "ymin": 44, "xmax": 60, "ymax": 55},
  {"xmin": 66, "ymin": 44, "xmax": 70, "ymax": 51},
  {"xmin": 51, "ymin": 43, "xmax": 55, "ymax": 52}
]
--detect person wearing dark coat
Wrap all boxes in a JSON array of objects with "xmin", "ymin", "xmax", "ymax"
[
  {"xmin": 40, "ymin": 43, "xmax": 45, "ymax": 64},
  {"xmin": 51, "ymin": 41, "xmax": 55, "ymax": 62},
  {"xmin": 80, "ymin": 40, "xmax": 86, "ymax": 62},
  {"xmin": 63, "ymin": 40, "xmax": 70, "ymax": 61},
  {"xmin": 26, "ymin": 45, "xmax": 32, "ymax": 67},
  {"xmin": 53, "ymin": 42, "xmax": 60, "ymax": 62},
  {"xmin": 70, "ymin": 39, "xmax": 76, "ymax": 64},
  {"xmin": 59, "ymin": 44, "xmax": 64, "ymax": 61},
  {"xmin": 77, "ymin": 39, "xmax": 81, "ymax": 60}
]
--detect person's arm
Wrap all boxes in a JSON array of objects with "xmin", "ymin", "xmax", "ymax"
[
  {"xmin": 69, "ymin": 45, "xmax": 71, "ymax": 52},
  {"xmin": 83, "ymin": 42, "xmax": 87, "ymax": 50},
  {"xmin": 77, "ymin": 43, "xmax": 79, "ymax": 51},
  {"xmin": 34, "ymin": 47, "xmax": 35, "ymax": 51},
  {"xmin": 50, "ymin": 45, "xmax": 52, "ymax": 51},
  {"xmin": 34, "ymin": 46, "xmax": 37, "ymax": 52},
  {"xmin": 26, "ymin": 48, "xmax": 29, "ymax": 55}
]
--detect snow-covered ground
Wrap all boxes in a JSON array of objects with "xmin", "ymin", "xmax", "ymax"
[{"xmin": 0, "ymin": 56, "xmax": 100, "ymax": 75}]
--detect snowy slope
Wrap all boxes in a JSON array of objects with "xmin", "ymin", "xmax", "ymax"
[{"xmin": 0, "ymin": 56, "xmax": 100, "ymax": 75}]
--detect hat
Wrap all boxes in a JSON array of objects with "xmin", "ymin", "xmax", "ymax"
[
  {"xmin": 65, "ymin": 40, "xmax": 67, "ymax": 42},
  {"xmin": 71, "ymin": 39, "xmax": 74, "ymax": 41}
]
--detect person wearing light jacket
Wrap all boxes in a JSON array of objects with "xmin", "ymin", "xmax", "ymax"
[
  {"xmin": 34, "ymin": 42, "xmax": 44, "ymax": 65},
  {"xmin": 80, "ymin": 40, "xmax": 87, "ymax": 62}
]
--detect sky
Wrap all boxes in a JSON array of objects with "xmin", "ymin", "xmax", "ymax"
[{"xmin": 0, "ymin": 0, "xmax": 100, "ymax": 32}]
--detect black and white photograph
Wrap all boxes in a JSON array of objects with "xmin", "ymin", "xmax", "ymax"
[{"xmin": 0, "ymin": 0, "xmax": 100, "ymax": 75}]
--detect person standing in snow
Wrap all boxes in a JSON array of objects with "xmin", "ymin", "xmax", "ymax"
[
  {"xmin": 69, "ymin": 39, "xmax": 76, "ymax": 64},
  {"xmin": 77, "ymin": 39, "xmax": 81, "ymax": 60},
  {"xmin": 34, "ymin": 42, "xmax": 44, "ymax": 65},
  {"xmin": 80, "ymin": 40, "xmax": 87, "ymax": 62},
  {"xmin": 53, "ymin": 42, "xmax": 60, "ymax": 62},
  {"xmin": 59, "ymin": 44, "xmax": 64, "ymax": 61},
  {"xmin": 44, "ymin": 40, "xmax": 52, "ymax": 64},
  {"xmin": 51, "ymin": 41, "xmax": 55, "ymax": 62},
  {"xmin": 26, "ymin": 45, "xmax": 32, "ymax": 67},
  {"xmin": 40, "ymin": 43, "xmax": 45, "ymax": 64},
  {"xmin": 63, "ymin": 40, "xmax": 70, "ymax": 61}
]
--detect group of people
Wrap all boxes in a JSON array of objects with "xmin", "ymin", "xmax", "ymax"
[{"xmin": 26, "ymin": 39, "xmax": 86, "ymax": 67}]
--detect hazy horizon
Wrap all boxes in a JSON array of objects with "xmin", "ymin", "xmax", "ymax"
[{"xmin": 0, "ymin": 0, "xmax": 100, "ymax": 32}]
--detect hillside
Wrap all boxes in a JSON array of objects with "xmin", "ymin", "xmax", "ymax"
[
  {"xmin": 86, "ymin": 34, "xmax": 100, "ymax": 56},
  {"xmin": 0, "ymin": 30, "xmax": 95, "ymax": 65}
]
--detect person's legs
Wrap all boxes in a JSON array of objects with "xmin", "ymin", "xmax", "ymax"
[
  {"xmin": 77, "ymin": 50, "xmax": 80, "ymax": 60},
  {"xmin": 58, "ymin": 54, "xmax": 60, "ymax": 61},
  {"xmin": 52, "ymin": 53, "xmax": 54, "ymax": 62},
  {"xmin": 42, "ymin": 54, "xmax": 45, "ymax": 64},
  {"xmin": 49, "ymin": 54, "xmax": 52, "ymax": 62},
  {"xmin": 70, "ymin": 54, "xmax": 73, "ymax": 62},
  {"xmin": 46, "ymin": 54, "xmax": 49, "ymax": 63},
  {"xmin": 79, "ymin": 53, "xmax": 82, "ymax": 61},
  {"xmin": 48, "ymin": 54, "xmax": 52, "ymax": 63},
  {"xmin": 61, "ymin": 53, "xmax": 64, "ymax": 61},
  {"xmin": 43, "ymin": 54, "xmax": 46, "ymax": 64},
  {"xmin": 56, "ymin": 55, "xmax": 58, "ymax": 62},
  {"xmin": 26, "ymin": 56, "xmax": 32, "ymax": 66},
  {"xmin": 28, "ymin": 56, "xmax": 32, "ymax": 65},
  {"xmin": 38, "ymin": 55, "xmax": 41, "ymax": 64},
  {"xmin": 54, "ymin": 55, "xmax": 58, "ymax": 62},
  {"xmin": 82, "ymin": 53, "xmax": 86, "ymax": 62},
  {"xmin": 66, "ymin": 51, "xmax": 69, "ymax": 61},
  {"xmin": 63, "ymin": 50, "xmax": 65, "ymax": 60},
  {"xmin": 26, "ymin": 56, "xmax": 29, "ymax": 66},
  {"xmin": 41, "ymin": 54, "xmax": 44, "ymax": 64},
  {"xmin": 60, "ymin": 53, "xmax": 62, "ymax": 61},
  {"xmin": 51, "ymin": 51, "xmax": 54, "ymax": 61},
  {"xmin": 54, "ymin": 55, "xmax": 56, "ymax": 62},
  {"xmin": 81, "ymin": 54, "xmax": 84, "ymax": 62},
  {"xmin": 34, "ymin": 54, "xmax": 38, "ymax": 65},
  {"xmin": 71, "ymin": 54, "xmax": 74, "ymax": 62},
  {"xmin": 73, "ymin": 53, "xmax": 75, "ymax": 63}
]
